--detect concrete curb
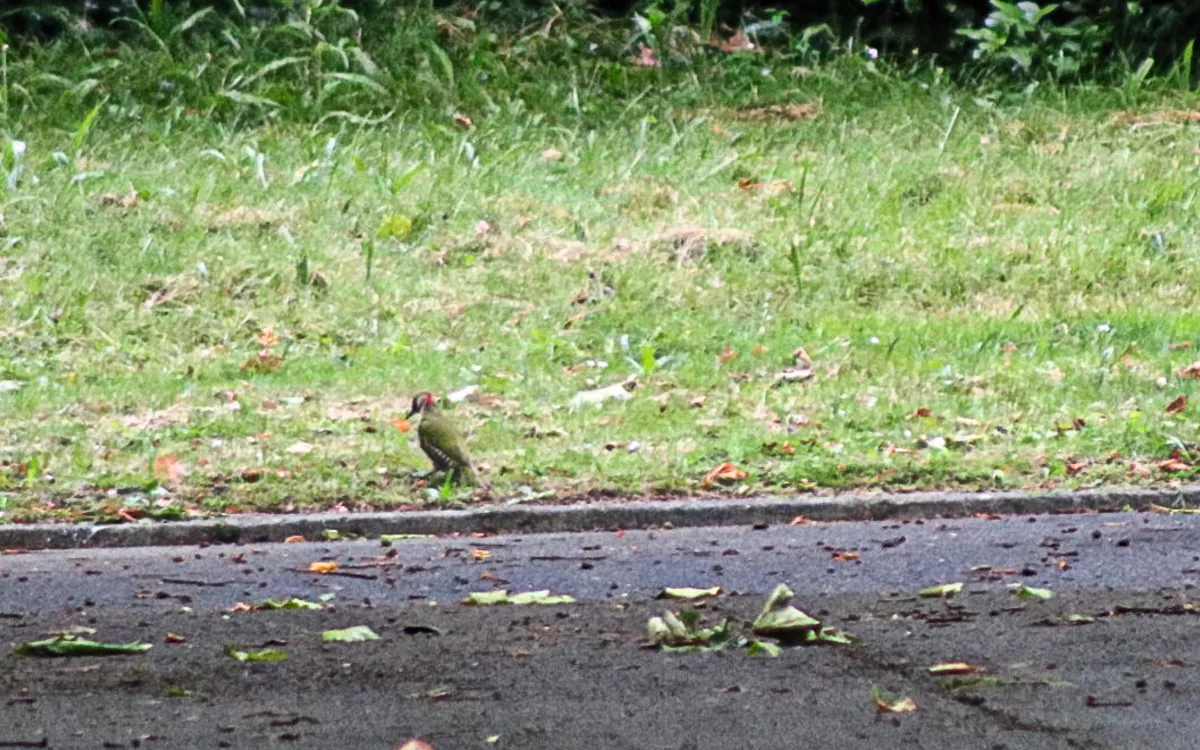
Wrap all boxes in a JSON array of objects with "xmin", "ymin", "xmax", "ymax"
[{"xmin": 2, "ymin": 486, "xmax": 1197, "ymax": 551}]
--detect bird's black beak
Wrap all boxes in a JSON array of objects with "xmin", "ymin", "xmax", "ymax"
[{"xmin": 405, "ymin": 408, "xmax": 417, "ymax": 420}]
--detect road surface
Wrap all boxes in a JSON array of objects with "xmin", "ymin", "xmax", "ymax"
[{"xmin": 3, "ymin": 511, "xmax": 1199, "ymax": 749}]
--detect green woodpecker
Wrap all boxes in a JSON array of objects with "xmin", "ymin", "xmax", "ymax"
[{"xmin": 406, "ymin": 391, "xmax": 491, "ymax": 490}]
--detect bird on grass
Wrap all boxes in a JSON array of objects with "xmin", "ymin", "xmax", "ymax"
[{"xmin": 406, "ymin": 391, "xmax": 491, "ymax": 491}]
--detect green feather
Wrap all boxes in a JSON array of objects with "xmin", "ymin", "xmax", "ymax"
[{"xmin": 416, "ymin": 404, "xmax": 485, "ymax": 487}]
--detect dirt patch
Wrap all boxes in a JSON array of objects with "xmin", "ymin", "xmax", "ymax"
[
  {"xmin": 733, "ymin": 102, "xmax": 822, "ymax": 122},
  {"xmin": 651, "ymin": 225, "xmax": 755, "ymax": 263}
]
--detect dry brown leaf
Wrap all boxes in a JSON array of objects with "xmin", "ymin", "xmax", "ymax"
[
  {"xmin": 242, "ymin": 350, "xmax": 283, "ymax": 374},
  {"xmin": 911, "ymin": 407, "xmax": 932, "ymax": 419},
  {"xmin": 701, "ymin": 462, "xmax": 747, "ymax": 489},
  {"xmin": 717, "ymin": 346, "xmax": 739, "ymax": 364},
  {"xmin": 1165, "ymin": 393, "xmax": 1188, "ymax": 415},
  {"xmin": 452, "ymin": 113, "xmax": 473, "ymax": 130},
  {"xmin": 153, "ymin": 453, "xmax": 186, "ymax": 484},
  {"xmin": 715, "ymin": 30, "xmax": 756, "ymax": 52},
  {"xmin": 1129, "ymin": 461, "xmax": 1152, "ymax": 477},
  {"xmin": 255, "ymin": 328, "xmax": 279, "ymax": 347},
  {"xmin": 284, "ymin": 535, "xmax": 306, "ymax": 543},
  {"xmin": 308, "ymin": 562, "xmax": 339, "ymax": 574},
  {"xmin": 1065, "ymin": 461, "xmax": 1090, "ymax": 476},
  {"xmin": 832, "ymin": 552, "xmax": 860, "ymax": 562},
  {"xmin": 1159, "ymin": 459, "xmax": 1192, "ymax": 473},
  {"xmin": 1178, "ymin": 361, "xmax": 1200, "ymax": 379}
]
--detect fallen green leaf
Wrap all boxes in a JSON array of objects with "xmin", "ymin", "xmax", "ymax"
[
  {"xmin": 810, "ymin": 627, "xmax": 854, "ymax": 645},
  {"xmin": 508, "ymin": 590, "xmax": 575, "ymax": 605},
  {"xmin": 919, "ymin": 582, "xmax": 964, "ymax": 598},
  {"xmin": 929, "ymin": 662, "xmax": 980, "ymax": 676},
  {"xmin": 658, "ymin": 586, "xmax": 721, "ymax": 600},
  {"xmin": 647, "ymin": 610, "xmax": 729, "ymax": 650},
  {"xmin": 262, "ymin": 597, "xmax": 323, "ymax": 610},
  {"xmin": 751, "ymin": 584, "xmax": 822, "ymax": 641},
  {"xmin": 463, "ymin": 590, "xmax": 511, "ymax": 605},
  {"xmin": 744, "ymin": 640, "xmax": 782, "ymax": 658},
  {"xmin": 462, "ymin": 590, "xmax": 575, "ymax": 605},
  {"xmin": 322, "ymin": 626, "xmax": 381, "ymax": 643},
  {"xmin": 227, "ymin": 646, "xmax": 289, "ymax": 662},
  {"xmin": 14, "ymin": 636, "xmax": 153, "ymax": 658},
  {"xmin": 1011, "ymin": 584, "xmax": 1053, "ymax": 600}
]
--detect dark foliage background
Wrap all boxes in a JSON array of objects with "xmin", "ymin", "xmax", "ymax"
[{"xmin": 1, "ymin": 0, "xmax": 1197, "ymax": 80}]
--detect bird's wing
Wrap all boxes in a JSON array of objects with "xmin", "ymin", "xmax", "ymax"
[{"xmin": 418, "ymin": 421, "xmax": 474, "ymax": 471}]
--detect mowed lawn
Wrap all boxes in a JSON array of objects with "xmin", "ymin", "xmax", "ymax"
[{"xmin": 3, "ymin": 62, "xmax": 1200, "ymax": 521}]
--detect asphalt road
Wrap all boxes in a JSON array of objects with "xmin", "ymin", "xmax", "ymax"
[{"xmin": 3, "ymin": 511, "xmax": 1200, "ymax": 749}]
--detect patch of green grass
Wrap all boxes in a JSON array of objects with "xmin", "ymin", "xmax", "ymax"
[{"xmin": 1, "ymin": 7, "xmax": 1200, "ymax": 522}]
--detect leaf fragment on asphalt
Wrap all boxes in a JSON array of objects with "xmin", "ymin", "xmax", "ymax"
[
  {"xmin": 929, "ymin": 662, "xmax": 981, "ymax": 676},
  {"xmin": 395, "ymin": 740, "xmax": 435, "ymax": 750},
  {"xmin": 657, "ymin": 586, "xmax": 721, "ymax": 600},
  {"xmin": 507, "ymin": 590, "xmax": 575, "ymax": 605},
  {"xmin": 461, "ymin": 590, "xmax": 575, "ymax": 605},
  {"xmin": 226, "ymin": 646, "xmax": 289, "ymax": 662},
  {"xmin": 322, "ymin": 626, "xmax": 381, "ymax": 642},
  {"xmin": 1011, "ymin": 583, "xmax": 1054, "ymax": 600},
  {"xmin": 308, "ymin": 561, "xmax": 339, "ymax": 574},
  {"xmin": 14, "ymin": 636, "xmax": 153, "ymax": 657},
  {"xmin": 646, "ymin": 609, "xmax": 730, "ymax": 650},
  {"xmin": 261, "ymin": 597, "xmax": 323, "ymax": 610},
  {"xmin": 919, "ymin": 582, "xmax": 964, "ymax": 598},
  {"xmin": 744, "ymin": 640, "xmax": 783, "ymax": 658},
  {"xmin": 380, "ymin": 534, "xmax": 437, "ymax": 543},
  {"xmin": 875, "ymin": 696, "xmax": 917, "ymax": 713},
  {"xmin": 751, "ymin": 583, "xmax": 822, "ymax": 640}
]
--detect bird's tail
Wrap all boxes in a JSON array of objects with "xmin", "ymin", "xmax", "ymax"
[{"xmin": 456, "ymin": 464, "xmax": 493, "ymax": 493}]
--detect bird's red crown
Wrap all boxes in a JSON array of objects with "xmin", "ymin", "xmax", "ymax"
[{"xmin": 407, "ymin": 391, "xmax": 438, "ymax": 417}]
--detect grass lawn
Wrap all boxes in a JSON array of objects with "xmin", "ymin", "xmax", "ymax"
[{"xmin": 2, "ymin": 14, "xmax": 1200, "ymax": 522}]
